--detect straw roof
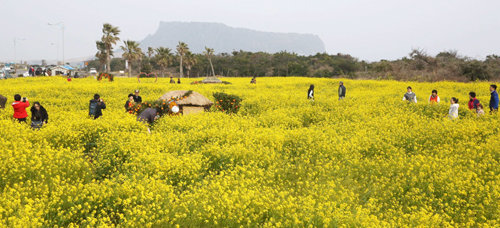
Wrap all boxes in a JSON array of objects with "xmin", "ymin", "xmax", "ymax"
[{"xmin": 159, "ymin": 90, "xmax": 213, "ymax": 107}]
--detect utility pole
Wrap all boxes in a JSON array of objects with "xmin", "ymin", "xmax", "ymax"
[
  {"xmin": 48, "ymin": 22, "xmax": 65, "ymax": 65},
  {"xmin": 13, "ymin": 38, "xmax": 25, "ymax": 74}
]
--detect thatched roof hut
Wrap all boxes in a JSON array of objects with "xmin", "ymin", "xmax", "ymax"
[{"xmin": 159, "ymin": 90, "xmax": 213, "ymax": 115}]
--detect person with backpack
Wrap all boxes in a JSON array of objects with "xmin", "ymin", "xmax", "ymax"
[
  {"xmin": 12, "ymin": 94, "xmax": 30, "ymax": 123},
  {"xmin": 89, "ymin": 94, "xmax": 106, "ymax": 119},
  {"xmin": 489, "ymin": 84, "xmax": 499, "ymax": 114},
  {"xmin": 468, "ymin": 92, "xmax": 480, "ymax": 111},
  {"xmin": 169, "ymin": 76, "xmax": 175, "ymax": 84},
  {"xmin": 428, "ymin": 90, "xmax": 440, "ymax": 104},
  {"xmin": 448, "ymin": 97, "xmax": 459, "ymax": 119},
  {"xmin": 338, "ymin": 81, "xmax": 346, "ymax": 100},
  {"xmin": 307, "ymin": 85, "xmax": 314, "ymax": 101},
  {"xmin": 403, "ymin": 86, "xmax": 417, "ymax": 103},
  {"xmin": 30, "ymin": 102, "xmax": 48, "ymax": 129}
]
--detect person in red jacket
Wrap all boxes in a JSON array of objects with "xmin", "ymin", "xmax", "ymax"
[{"xmin": 12, "ymin": 94, "xmax": 30, "ymax": 123}]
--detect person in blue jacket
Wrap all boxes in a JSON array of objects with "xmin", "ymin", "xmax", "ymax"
[{"xmin": 490, "ymin": 84, "xmax": 499, "ymax": 114}]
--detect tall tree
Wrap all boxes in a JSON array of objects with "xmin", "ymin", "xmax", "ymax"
[
  {"xmin": 184, "ymin": 51, "xmax": 197, "ymax": 78},
  {"xmin": 120, "ymin": 40, "xmax": 143, "ymax": 77},
  {"xmin": 204, "ymin": 47, "xmax": 216, "ymax": 77},
  {"xmin": 95, "ymin": 41, "xmax": 108, "ymax": 72},
  {"xmin": 176, "ymin": 42, "xmax": 188, "ymax": 78},
  {"xmin": 100, "ymin": 23, "xmax": 120, "ymax": 73},
  {"xmin": 155, "ymin": 47, "xmax": 172, "ymax": 77}
]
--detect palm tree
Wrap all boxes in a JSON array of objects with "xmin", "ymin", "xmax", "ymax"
[
  {"xmin": 95, "ymin": 41, "xmax": 108, "ymax": 72},
  {"xmin": 184, "ymin": 51, "xmax": 197, "ymax": 78},
  {"xmin": 155, "ymin": 47, "xmax": 172, "ymax": 77},
  {"xmin": 204, "ymin": 47, "xmax": 216, "ymax": 77},
  {"xmin": 100, "ymin": 23, "xmax": 120, "ymax": 73},
  {"xmin": 121, "ymin": 40, "xmax": 143, "ymax": 77},
  {"xmin": 176, "ymin": 42, "xmax": 188, "ymax": 78},
  {"xmin": 147, "ymin": 47, "xmax": 154, "ymax": 59}
]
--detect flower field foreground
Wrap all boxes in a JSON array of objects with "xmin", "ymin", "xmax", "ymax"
[{"xmin": 0, "ymin": 77, "xmax": 498, "ymax": 227}]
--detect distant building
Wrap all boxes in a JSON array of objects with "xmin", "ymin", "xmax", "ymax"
[{"xmin": 51, "ymin": 65, "xmax": 74, "ymax": 76}]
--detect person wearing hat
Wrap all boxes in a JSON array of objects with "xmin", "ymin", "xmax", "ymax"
[
  {"xmin": 133, "ymin": 90, "xmax": 142, "ymax": 103},
  {"xmin": 338, "ymin": 81, "xmax": 346, "ymax": 100}
]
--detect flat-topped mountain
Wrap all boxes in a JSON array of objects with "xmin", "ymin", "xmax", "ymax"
[{"xmin": 140, "ymin": 22, "xmax": 325, "ymax": 55}]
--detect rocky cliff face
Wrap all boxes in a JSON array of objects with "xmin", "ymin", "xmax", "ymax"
[{"xmin": 141, "ymin": 22, "xmax": 325, "ymax": 55}]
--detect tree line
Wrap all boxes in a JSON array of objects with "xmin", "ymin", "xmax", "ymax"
[{"xmin": 89, "ymin": 24, "xmax": 500, "ymax": 81}]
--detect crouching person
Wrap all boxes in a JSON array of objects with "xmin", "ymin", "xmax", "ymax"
[
  {"xmin": 31, "ymin": 102, "xmax": 48, "ymax": 129},
  {"xmin": 137, "ymin": 107, "xmax": 160, "ymax": 133}
]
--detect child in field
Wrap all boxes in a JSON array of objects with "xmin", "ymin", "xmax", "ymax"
[
  {"xmin": 468, "ymin": 92, "xmax": 480, "ymax": 111},
  {"xmin": 448, "ymin": 97, "xmax": 459, "ymax": 119},
  {"xmin": 403, "ymin": 86, "xmax": 417, "ymax": 103},
  {"xmin": 12, "ymin": 94, "xmax": 30, "ymax": 123},
  {"xmin": 307, "ymin": 85, "xmax": 314, "ymax": 101},
  {"xmin": 477, "ymin": 103, "xmax": 485, "ymax": 116},
  {"xmin": 428, "ymin": 90, "xmax": 440, "ymax": 104},
  {"xmin": 124, "ymin": 94, "xmax": 135, "ymax": 113}
]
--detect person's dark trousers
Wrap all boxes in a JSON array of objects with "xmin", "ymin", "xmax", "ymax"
[{"xmin": 16, "ymin": 118, "xmax": 27, "ymax": 123}]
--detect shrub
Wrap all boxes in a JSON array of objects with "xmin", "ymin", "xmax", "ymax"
[{"xmin": 213, "ymin": 92, "xmax": 242, "ymax": 114}]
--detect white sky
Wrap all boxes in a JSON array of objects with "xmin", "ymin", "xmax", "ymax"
[{"xmin": 1, "ymin": 0, "xmax": 499, "ymax": 63}]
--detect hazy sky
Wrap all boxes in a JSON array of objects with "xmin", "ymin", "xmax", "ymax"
[{"xmin": 1, "ymin": 0, "xmax": 499, "ymax": 63}]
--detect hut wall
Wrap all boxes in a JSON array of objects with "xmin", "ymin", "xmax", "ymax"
[{"xmin": 182, "ymin": 106, "xmax": 205, "ymax": 115}]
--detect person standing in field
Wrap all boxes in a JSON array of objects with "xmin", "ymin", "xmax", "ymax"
[
  {"xmin": 89, "ymin": 94, "xmax": 106, "ymax": 119},
  {"xmin": 489, "ymin": 84, "xmax": 498, "ymax": 114},
  {"xmin": 124, "ymin": 93, "xmax": 135, "ymax": 113},
  {"xmin": 468, "ymin": 92, "xmax": 480, "ymax": 111},
  {"xmin": 338, "ymin": 81, "xmax": 346, "ymax": 100},
  {"xmin": 12, "ymin": 94, "xmax": 30, "ymax": 123},
  {"xmin": 30, "ymin": 102, "xmax": 48, "ymax": 129},
  {"xmin": 177, "ymin": 78, "xmax": 181, "ymax": 84},
  {"xmin": 428, "ymin": 90, "xmax": 440, "ymax": 104},
  {"xmin": 250, "ymin": 76, "xmax": 257, "ymax": 84},
  {"xmin": 307, "ymin": 85, "xmax": 314, "ymax": 101},
  {"xmin": 0, "ymin": 94, "xmax": 7, "ymax": 109},
  {"xmin": 169, "ymin": 76, "xmax": 175, "ymax": 84},
  {"xmin": 448, "ymin": 97, "xmax": 459, "ymax": 119},
  {"xmin": 403, "ymin": 86, "xmax": 417, "ymax": 103},
  {"xmin": 133, "ymin": 90, "xmax": 142, "ymax": 103}
]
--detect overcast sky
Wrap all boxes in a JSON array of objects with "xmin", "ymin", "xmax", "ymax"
[{"xmin": 1, "ymin": 0, "xmax": 499, "ymax": 63}]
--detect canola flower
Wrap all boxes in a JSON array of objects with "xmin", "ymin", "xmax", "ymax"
[{"xmin": 0, "ymin": 76, "xmax": 498, "ymax": 227}]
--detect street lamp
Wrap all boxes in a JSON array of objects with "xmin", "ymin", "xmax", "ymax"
[
  {"xmin": 48, "ymin": 22, "xmax": 64, "ymax": 65},
  {"xmin": 13, "ymin": 37, "xmax": 26, "ymax": 73},
  {"xmin": 50, "ymin": 42, "xmax": 58, "ymax": 64}
]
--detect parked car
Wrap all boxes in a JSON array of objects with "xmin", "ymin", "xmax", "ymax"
[{"xmin": 89, "ymin": 68, "xmax": 97, "ymax": 74}]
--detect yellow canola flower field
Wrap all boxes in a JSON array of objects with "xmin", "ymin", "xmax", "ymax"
[{"xmin": 0, "ymin": 76, "xmax": 498, "ymax": 227}]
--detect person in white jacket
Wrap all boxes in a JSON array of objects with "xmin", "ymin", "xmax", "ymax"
[{"xmin": 448, "ymin": 97, "xmax": 459, "ymax": 119}]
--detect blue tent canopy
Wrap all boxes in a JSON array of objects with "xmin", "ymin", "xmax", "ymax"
[{"xmin": 62, "ymin": 65, "xmax": 74, "ymax": 70}]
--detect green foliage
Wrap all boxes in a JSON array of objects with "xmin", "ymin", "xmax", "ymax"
[
  {"xmin": 461, "ymin": 60, "xmax": 490, "ymax": 81},
  {"xmin": 213, "ymin": 92, "xmax": 242, "ymax": 114}
]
